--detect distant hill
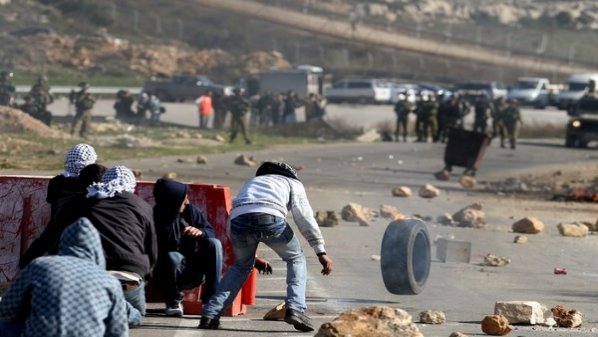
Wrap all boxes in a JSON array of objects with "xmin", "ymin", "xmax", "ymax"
[{"xmin": 0, "ymin": 0, "xmax": 595, "ymax": 85}]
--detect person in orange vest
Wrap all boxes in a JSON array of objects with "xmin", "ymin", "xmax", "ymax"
[{"xmin": 196, "ymin": 90, "xmax": 213, "ymax": 129}]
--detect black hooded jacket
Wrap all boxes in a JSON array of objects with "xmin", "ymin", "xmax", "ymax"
[{"xmin": 153, "ymin": 179, "xmax": 216, "ymax": 258}]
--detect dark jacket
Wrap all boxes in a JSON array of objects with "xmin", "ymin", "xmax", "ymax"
[
  {"xmin": 84, "ymin": 192, "xmax": 157, "ymax": 278},
  {"xmin": 153, "ymin": 179, "xmax": 215, "ymax": 259}
]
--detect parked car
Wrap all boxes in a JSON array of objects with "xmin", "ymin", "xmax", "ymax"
[
  {"xmin": 507, "ymin": 77, "xmax": 551, "ymax": 108},
  {"xmin": 453, "ymin": 80, "xmax": 507, "ymax": 102},
  {"xmin": 326, "ymin": 78, "xmax": 392, "ymax": 104},
  {"xmin": 142, "ymin": 75, "xmax": 230, "ymax": 102},
  {"xmin": 555, "ymin": 73, "xmax": 598, "ymax": 110}
]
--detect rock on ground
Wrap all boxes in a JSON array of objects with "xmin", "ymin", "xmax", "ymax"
[
  {"xmin": 484, "ymin": 254, "xmax": 511, "ymax": 267},
  {"xmin": 392, "ymin": 186, "xmax": 412, "ymax": 197},
  {"xmin": 263, "ymin": 302, "xmax": 285, "ymax": 321},
  {"xmin": 452, "ymin": 203, "xmax": 486, "ymax": 228},
  {"xmin": 234, "ymin": 154, "xmax": 256, "ymax": 166},
  {"xmin": 449, "ymin": 333, "xmax": 469, "ymax": 337},
  {"xmin": 481, "ymin": 315, "xmax": 512, "ymax": 336},
  {"xmin": 196, "ymin": 155, "xmax": 208, "ymax": 164},
  {"xmin": 314, "ymin": 306, "xmax": 423, "ymax": 337},
  {"xmin": 380, "ymin": 204, "xmax": 405, "ymax": 220},
  {"xmin": 419, "ymin": 184, "xmax": 440, "ymax": 198},
  {"xmin": 494, "ymin": 301, "xmax": 545, "ymax": 325},
  {"xmin": 0, "ymin": 106, "xmax": 67, "ymax": 138},
  {"xmin": 419, "ymin": 310, "xmax": 446, "ymax": 324},
  {"xmin": 459, "ymin": 175, "xmax": 477, "ymax": 188},
  {"xmin": 512, "ymin": 217, "xmax": 544, "ymax": 234},
  {"xmin": 557, "ymin": 222, "xmax": 589, "ymax": 237},
  {"xmin": 513, "ymin": 235, "xmax": 528, "ymax": 244},
  {"xmin": 315, "ymin": 210, "xmax": 340, "ymax": 227},
  {"xmin": 341, "ymin": 203, "xmax": 376, "ymax": 226},
  {"xmin": 551, "ymin": 305, "xmax": 583, "ymax": 328}
]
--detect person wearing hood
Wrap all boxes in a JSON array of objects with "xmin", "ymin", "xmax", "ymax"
[
  {"xmin": 85, "ymin": 165, "xmax": 157, "ymax": 327},
  {"xmin": 19, "ymin": 163, "xmax": 107, "ymax": 269},
  {"xmin": 0, "ymin": 217, "xmax": 128, "ymax": 337},
  {"xmin": 152, "ymin": 178, "xmax": 223, "ymax": 317},
  {"xmin": 199, "ymin": 162, "xmax": 334, "ymax": 332}
]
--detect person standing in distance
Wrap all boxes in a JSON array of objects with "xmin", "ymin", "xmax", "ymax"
[{"xmin": 199, "ymin": 162, "xmax": 333, "ymax": 332}]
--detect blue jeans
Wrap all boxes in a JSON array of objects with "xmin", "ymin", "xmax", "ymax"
[
  {"xmin": 124, "ymin": 280, "xmax": 145, "ymax": 327},
  {"xmin": 202, "ymin": 213, "xmax": 307, "ymax": 319},
  {"xmin": 162, "ymin": 238, "xmax": 223, "ymax": 305}
]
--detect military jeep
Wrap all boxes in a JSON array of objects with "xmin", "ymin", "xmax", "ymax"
[{"xmin": 565, "ymin": 81, "xmax": 598, "ymax": 148}]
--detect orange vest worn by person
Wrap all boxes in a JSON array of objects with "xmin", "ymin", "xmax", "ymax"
[{"xmin": 198, "ymin": 95, "xmax": 213, "ymax": 116}]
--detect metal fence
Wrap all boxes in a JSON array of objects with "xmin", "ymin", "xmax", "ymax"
[{"xmin": 55, "ymin": 1, "xmax": 596, "ymax": 84}]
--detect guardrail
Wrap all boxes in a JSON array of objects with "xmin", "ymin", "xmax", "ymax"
[{"xmin": 15, "ymin": 86, "xmax": 142, "ymax": 96}]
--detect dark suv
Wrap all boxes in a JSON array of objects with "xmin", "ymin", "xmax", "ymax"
[{"xmin": 565, "ymin": 92, "xmax": 598, "ymax": 148}]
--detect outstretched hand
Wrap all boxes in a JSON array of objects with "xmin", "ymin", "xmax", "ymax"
[
  {"xmin": 318, "ymin": 255, "xmax": 333, "ymax": 275},
  {"xmin": 254, "ymin": 256, "xmax": 273, "ymax": 274}
]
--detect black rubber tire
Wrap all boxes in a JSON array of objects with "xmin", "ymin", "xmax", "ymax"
[{"xmin": 380, "ymin": 219, "xmax": 431, "ymax": 295}]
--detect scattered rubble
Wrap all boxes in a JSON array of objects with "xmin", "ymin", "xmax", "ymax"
[
  {"xmin": 379, "ymin": 204, "xmax": 406, "ymax": 220},
  {"xmin": 419, "ymin": 310, "xmax": 446, "ymax": 324},
  {"xmin": 214, "ymin": 134, "xmax": 226, "ymax": 143},
  {"xmin": 234, "ymin": 154, "xmax": 256, "ymax": 167},
  {"xmin": 196, "ymin": 155, "xmax": 208, "ymax": 164},
  {"xmin": 263, "ymin": 302, "xmax": 286, "ymax": 321},
  {"xmin": 434, "ymin": 169, "xmax": 450, "ymax": 181},
  {"xmin": 419, "ymin": 184, "xmax": 440, "ymax": 198},
  {"xmin": 484, "ymin": 254, "xmax": 511, "ymax": 267},
  {"xmin": 459, "ymin": 175, "xmax": 477, "ymax": 188},
  {"xmin": 512, "ymin": 217, "xmax": 544, "ymax": 234},
  {"xmin": 370, "ymin": 254, "xmax": 381, "ymax": 262},
  {"xmin": 314, "ymin": 306, "xmax": 423, "ymax": 337},
  {"xmin": 551, "ymin": 305, "xmax": 582, "ymax": 328},
  {"xmin": 557, "ymin": 222, "xmax": 589, "ymax": 237},
  {"xmin": 341, "ymin": 202, "xmax": 377, "ymax": 226},
  {"xmin": 162, "ymin": 172, "xmax": 176, "ymax": 179},
  {"xmin": 315, "ymin": 210, "xmax": 339, "ymax": 227},
  {"xmin": 513, "ymin": 235, "xmax": 528, "ymax": 244},
  {"xmin": 553, "ymin": 267, "xmax": 567, "ymax": 275},
  {"xmin": 481, "ymin": 314, "xmax": 512, "ymax": 336},
  {"xmin": 437, "ymin": 213, "xmax": 457, "ymax": 226},
  {"xmin": 494, "ymin": 301, "xmax": 544, "ymax": 325},
  {"xmin": 451, "ymin": 203, "xmax": 486, "ymax": 228},
  {"xmin": 391, "ymin": 186, "xmax": 412, "ymax": 197}
]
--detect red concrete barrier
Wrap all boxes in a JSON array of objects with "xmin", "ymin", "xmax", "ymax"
[{"xmin": 0, "ymin": 176, "xmax": 255, "ymax": 316}]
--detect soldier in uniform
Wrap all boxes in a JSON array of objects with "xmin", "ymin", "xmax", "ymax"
[
  {"xmin": 393, "ymin": 92, "xmax": 413, "ymax": 142},
  {"xmin": 0, "ymin": 71, "xmax": 16, "ymax": 107},
  {"xmin": 29, "ymin": 75, "xmax": 54, "ymax": 125},
  {"xmin": 229, "ymin": 88, "xmax": 252, "ymax": 145},
  {"xmin": 418, "ymin": 91, "xmax": 439, "ymax": 143},
  {"xmin": 473, "ymin": 93, "xmax": 493, "ymax": 134},
  {"xmin": 493, "ymin": 96, "xmax": 507, "ymax": 142},
  {"xmin": 502, "ymin": 98, "xmax": 522, "ymax": 149},
  {"xmin": 71, "ymin": 82, "xmax": 96, "ymax": 138},
  {"xmin": 18, "ymin": 95, "xmax": 40, "ymax": 119}
]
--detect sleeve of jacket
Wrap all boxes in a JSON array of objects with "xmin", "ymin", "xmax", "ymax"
[
  {"xmin": 188, "ymin": 205, "xmax": 216, "ymax": 239},
  {"xmin": 144, "ymin": 206, "xmax": 158, "ymax": 272},
  {"xmin": 0, "ymin": 264, "xmax": 34, "ymax": 321},
  {"xmin": 104, "ymin": 280, "xmax": 129, "ymax": 337},
  {"xmin": 288, "ymin": 180, "xmax": 326, "ymax": 255}
]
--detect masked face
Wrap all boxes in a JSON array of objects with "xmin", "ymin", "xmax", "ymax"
[{"xmin": 179, "ymin": 194, "xmax": 190, "ymax": 213}]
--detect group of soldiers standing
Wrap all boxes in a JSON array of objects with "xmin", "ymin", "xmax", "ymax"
[
  {"xmin": 393, "ymin": 90, "xmax": 522, "ymax": 149},
  {"xmin": 0, "ymin": 72, "xmax": 54, "ymax": 126}
]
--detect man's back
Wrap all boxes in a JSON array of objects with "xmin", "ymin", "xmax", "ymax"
[{"xmin": 85, "ymin": 192, "xmax": 157, "ymax": 278}]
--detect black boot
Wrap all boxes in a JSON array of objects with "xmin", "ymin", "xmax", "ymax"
[
  {"xmin": 284, "ymin": 308, "xmax": 314, "ymax": 332},
  {"xmin": 198, "ymin": 316, "xmax": 220, "ymax": 329}
]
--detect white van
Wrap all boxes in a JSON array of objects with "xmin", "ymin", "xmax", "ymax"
[
  {"xmin": 325, "ymin": 78, "xmax": 392, "ymax": 104},
  {"xmin": 507, "ymin": 77, "xmax": 550, "ymax": 108},
  {"xmin": 556, "ymin": 73, "xmax": 598, "ymax": 110}
]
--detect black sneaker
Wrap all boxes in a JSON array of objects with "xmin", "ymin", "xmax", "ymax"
[
  {"xmin": 284, "ymin": 308, "xmax": 314, "ymax": 332},
  {"xmin": 198, "ymin": 316, "xmax": 220, "ymax": 329}
]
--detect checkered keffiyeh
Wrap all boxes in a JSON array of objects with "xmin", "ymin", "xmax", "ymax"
[
  {"xmin": 64, "ymin": 143, "xmax": 97, "ymax": 177},
  {"xmin": 0, "ymin": 217, "xmax": 129, "ymax": 336},
  {"xmin": 87, "ymin": 165, "xmax": 136, "ymax": 199}
]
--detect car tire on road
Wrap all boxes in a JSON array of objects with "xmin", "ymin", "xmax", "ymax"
[{"xmin": 380, "ymin": 218, "xmax": 431, "ymax": 295}]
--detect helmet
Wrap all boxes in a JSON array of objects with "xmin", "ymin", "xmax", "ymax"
[{"xmin": 1, "ymin": 71, "xmax": 13, "ymax": 79}]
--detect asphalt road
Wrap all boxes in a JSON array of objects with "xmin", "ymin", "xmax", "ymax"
[
  {"xmin": 47, "ymin": 98, "xmax": 569, "ymax": 130},
  {"xmin": 102, "ymin": 139, "xmax": 597, "ymax": 337},
  {"xmin": 12, "ymin": 99, "xmax": 597, "ymax": 337}
]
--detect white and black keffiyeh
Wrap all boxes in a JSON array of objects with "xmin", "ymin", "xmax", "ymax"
[
  {"xmin": 87, "ymin": 165, "xmax": 136, "ymax": 199},
  {"xmin": 64, "ymin": 143, "xmax": 97, "ymax": 177}
]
